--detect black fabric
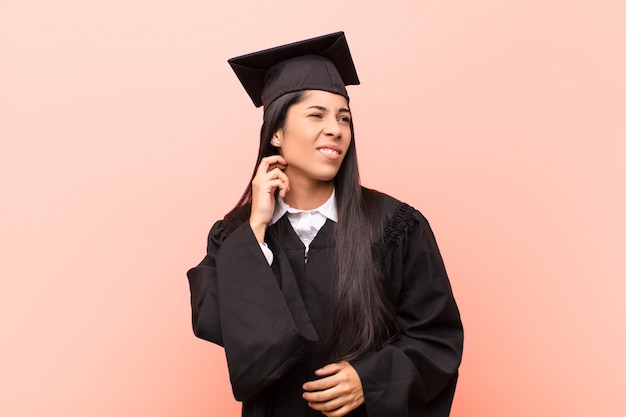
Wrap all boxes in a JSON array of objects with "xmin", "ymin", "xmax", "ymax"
[{"xmin": 187, "ymin": 189, "xmax": 463, "ymax": 416}]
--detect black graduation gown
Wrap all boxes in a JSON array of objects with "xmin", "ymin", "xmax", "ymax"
[{"xmin": 187, "ymin": 190, "xmax": 463, "ymax": 417}]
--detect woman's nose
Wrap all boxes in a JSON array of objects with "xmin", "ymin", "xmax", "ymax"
[{"xmin": 323, "ymin": 117, "xmax": 341, "ymax": 137}]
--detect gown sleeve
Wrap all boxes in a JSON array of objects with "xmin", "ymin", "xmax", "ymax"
[
  {"xmin": 351, "ymin": 204, "xmax": 464, "ymax": 417},
  {"xmin": 187, "ymin": 219, "xmax": 319, "ymax": 402}
]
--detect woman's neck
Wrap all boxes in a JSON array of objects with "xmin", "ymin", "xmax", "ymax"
[{"xmin": 283, "ymin": 179, "xmax": 333, "ymax": 210}]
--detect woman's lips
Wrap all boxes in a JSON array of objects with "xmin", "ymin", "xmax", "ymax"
[{"xmin": 317, "ymin": 146, "xmax": 341, "ymax": 160}]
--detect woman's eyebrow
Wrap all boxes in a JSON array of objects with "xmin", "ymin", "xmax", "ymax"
[
  {"xmin": 306, "ymin": 105, "xmax": 351, "ymax": 114},
  {"xmin": 306, "ymin": 105, "xmax": 328, "ymax": 112}
]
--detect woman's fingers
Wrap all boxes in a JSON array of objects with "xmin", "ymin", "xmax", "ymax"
[
  {"xmin": 257, "ymin": 155, "xmax": 287, "ymax": 173},
  {"xmin": 254, "ymin": 168, "xmax": 289, "ymax": 194},
  {"xmin": 249, "ymin": 156, "xmax": 289, "ymax": 242},
  {"xmin": 267, "ymin": 161, "xmax": 287, "ymax": 172},
  {"xmin": 314, "ymin": 363, "xmax": 343, "ymax": 376},
  {"xmin": 302, "ymin": 362, "xmax": 364, "ymax": 417},
  {"xmin": 306, "ymin": 395, "xmax": 347, "ymax": 415},
  {"xmin": 305, "ymin": 388, "xmax": 362, "ymax": 417},
  {"xmin": 273, "ymin": 168, "xmax": 290, "ymax": 193}
]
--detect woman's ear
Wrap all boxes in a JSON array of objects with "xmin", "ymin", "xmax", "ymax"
[{"xmin": 270, "ymin": 131, "xmax": 282, "ymax": 147}]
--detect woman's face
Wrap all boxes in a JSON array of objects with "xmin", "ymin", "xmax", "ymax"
[{"xmin": 273, "ymin": 90, "xmax": 352, "ymax": 186}]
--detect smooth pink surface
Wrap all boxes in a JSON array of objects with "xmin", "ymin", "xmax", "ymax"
[{"xmin": 1, "ymin": 1, "xmax": 624, "ymax": 416}]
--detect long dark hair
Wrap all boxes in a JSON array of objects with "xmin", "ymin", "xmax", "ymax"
[{"xmin": 225, "ymin": 90, "xmax": 398, "ymax": 361}]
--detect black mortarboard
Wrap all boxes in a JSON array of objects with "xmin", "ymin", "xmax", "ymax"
[{"xmin": 228, "ymin": 32, "xmax": 360, "ymax": 108}]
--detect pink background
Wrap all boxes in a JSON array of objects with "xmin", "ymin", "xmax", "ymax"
[{"xmin": 1, "ymin": 1, "xmax": 624, "ymax": 416}]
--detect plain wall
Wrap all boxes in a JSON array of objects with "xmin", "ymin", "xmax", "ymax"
[{"xmin": 1, "ymin": 0, "xmax": 624, "ymax": 416}]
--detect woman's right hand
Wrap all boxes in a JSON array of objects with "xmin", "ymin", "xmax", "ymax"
[{"xmin": 249, "ymin": 155, "xmax": 289, "ymax": 243}]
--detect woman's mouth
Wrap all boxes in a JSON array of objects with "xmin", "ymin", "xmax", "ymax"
[{"xmin": 317, "ymin": 146, "xmax": 341, "ymax": 160}]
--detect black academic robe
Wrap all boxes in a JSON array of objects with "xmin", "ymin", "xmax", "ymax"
[{"xmin": 187, "ymin": 189, "xmax": 463, "ymax": 417}]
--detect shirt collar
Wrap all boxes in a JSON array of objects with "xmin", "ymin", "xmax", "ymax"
[{"xmin": 271, "ymin": 188, "xmax": 338, "ymax": 225}]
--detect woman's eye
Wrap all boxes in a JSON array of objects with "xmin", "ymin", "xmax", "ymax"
[
  {"xmin": 309, "ymin": 113, "xmax": 323, "ymax": 118},
  {"xmin": 339, "ymin": 116, "xmax": 351, "ymax": 123}
]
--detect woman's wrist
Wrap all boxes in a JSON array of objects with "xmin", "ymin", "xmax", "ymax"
[{"xmin": 249, "ymin": 219, "xmax": 268, "ymax": 243}]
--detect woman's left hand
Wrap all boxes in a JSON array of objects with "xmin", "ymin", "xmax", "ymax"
[{"xmin": 302, "ymin": 361, "xmax": 364, "ymax": 417}]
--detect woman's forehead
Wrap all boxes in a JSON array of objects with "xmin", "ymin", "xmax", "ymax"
[{"xmin": 296, "ymin": 90, "xmax": 350, "ymax": 109}]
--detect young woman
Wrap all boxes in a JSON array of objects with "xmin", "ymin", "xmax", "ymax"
[{"xmin": 187, "ymin": 32, "xmax": 463, "ymax": 417}]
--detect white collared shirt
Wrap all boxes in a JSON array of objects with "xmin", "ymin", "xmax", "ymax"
[{"xmin": 259, "ymin": 189, "xmax": 337, "ymax": 265}]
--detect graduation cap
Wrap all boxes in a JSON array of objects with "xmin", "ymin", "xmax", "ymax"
[{"xmin": 228, "ymin": 31, "xmax": 360, "ymax": 108}]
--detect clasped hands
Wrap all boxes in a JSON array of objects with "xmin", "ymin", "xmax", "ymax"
[{"xmin": 302, "ymin": 361, "xmax": 364, "ymax": 417}]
